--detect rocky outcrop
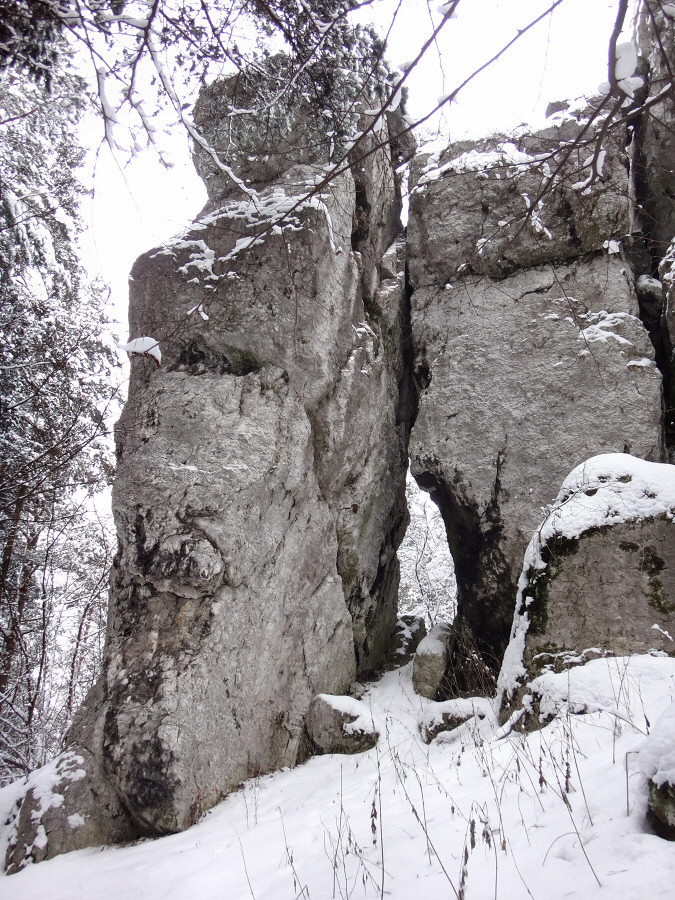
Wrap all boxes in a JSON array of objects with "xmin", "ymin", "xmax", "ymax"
[
  {"xmin": 636, "ymin": 6, "xmax": 675, "ymax": 449},
  {"xmin": 407, "ymin": 111, "xmax": 665, "ymax": 672},
  {"xmin": 103, "ymin": 174, "xmax": 366, "ymax": 835},
  {"xmin": 497, "ymin": 454, "xmax": 675, "ymax": 720},
  {"xmin": 7, "ymin": 3, "xmax": 675, "ymax": 871},
  {"xmin": 191, "ymin": 53, "xmax": 413, "ymax": 310},
  {"xmin": 407, "ymin": 109, "xmax": 630, "ymax": 285},
  {"xmin": 5, "ymin": 70, "xmax": 413, "ymax": 864},
  {"xmin": 101, "ymin": 163, "xmax": 409, "ymax": 827}
]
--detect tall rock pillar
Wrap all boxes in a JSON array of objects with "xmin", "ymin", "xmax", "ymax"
[{"xmin": 5, "ymin": 66, "xmax": 415, "ymax": 866}]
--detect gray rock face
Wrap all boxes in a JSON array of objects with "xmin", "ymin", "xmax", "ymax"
[
  {"xmin": 7, "ymin": 93, "xmax": 411, "ymax": 861},
  {"xmin": 348, "ymin": 116, "xmax": 405, "ymax": 306},
  {"xmin": 192, "ymin": 55, "xmax": 413, "ymax": 222},
  {"xmin": 408, "ymin": 120, "xmax": 665, "ymax": 667},
  {"xmin": 192, "ymin": 61, "xmax": 338, "ymax": 197},
  {"xmin": 104, "ymin": 165, "xmax": 409, "ymax": 833},
  {"xmin": 521, "ymin": 516, "xmax": 675, "ymax": 664},
  {"xmin": 407, "ymin": 114, "xmax": 629, "ymax": 287}
]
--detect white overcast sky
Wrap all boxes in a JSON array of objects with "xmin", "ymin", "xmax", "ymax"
[{"xmin": 80, "ymin": 0, "xmax": 635, "ymax": 335}]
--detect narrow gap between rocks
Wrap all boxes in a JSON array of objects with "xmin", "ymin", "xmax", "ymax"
[{"xmin": 397, "ymin": 465, "xmax": 457, "ymax": 628}]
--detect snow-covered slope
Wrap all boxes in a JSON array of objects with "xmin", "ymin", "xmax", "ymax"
[{"xmin": 2, "ymin": 654, "xmax": 675, "ymax": 899}]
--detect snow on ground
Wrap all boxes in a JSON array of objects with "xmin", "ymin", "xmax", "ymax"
[{"xmin": 2, "ymin": 654, "xmax": 675, "ymax": 900}]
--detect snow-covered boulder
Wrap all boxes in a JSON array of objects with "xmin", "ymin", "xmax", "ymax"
[
  {"xmin": 498, "ymin": 454, "xmax": 675, "ymax": 720},
  {"xmin": 418, "ymin": 696, "xmax": 495, "ymax": 744},
  {"xmin": 3, "ymin": 750, "xmax": 134, "ymax": 873},
  {"xmin": 640, "ymin": 701, "xmax": 675, "ymax": 839},
  {"xmin": 412, "ymin": 622, "xmax": 453, "ymax": 699},
  {"xmin": 306, "ymin": 694, "xmax": 379, "ymax": 755}
]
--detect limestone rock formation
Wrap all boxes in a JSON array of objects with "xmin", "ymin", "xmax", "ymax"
[
  {"xmin": 102, "ymin": 168, "xmax": 408, "ymax": 828},
  {"xmin": 407, "ymin": 113, "xmax": 665, "ymax": 672},
  {"xmin": 497, "ymin": 454, "xmax": 675, "ymax": 720},
  {"xmin": 7, "ymin": 2, "xmax": 675, "ymax": 871},
  {"xmin": 5, "ymin": 73, "xmax": 412, "ymax": 864},
  {"xmin": 407, "ymin": 111, "xmax": 630, "ymax": 285}
]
